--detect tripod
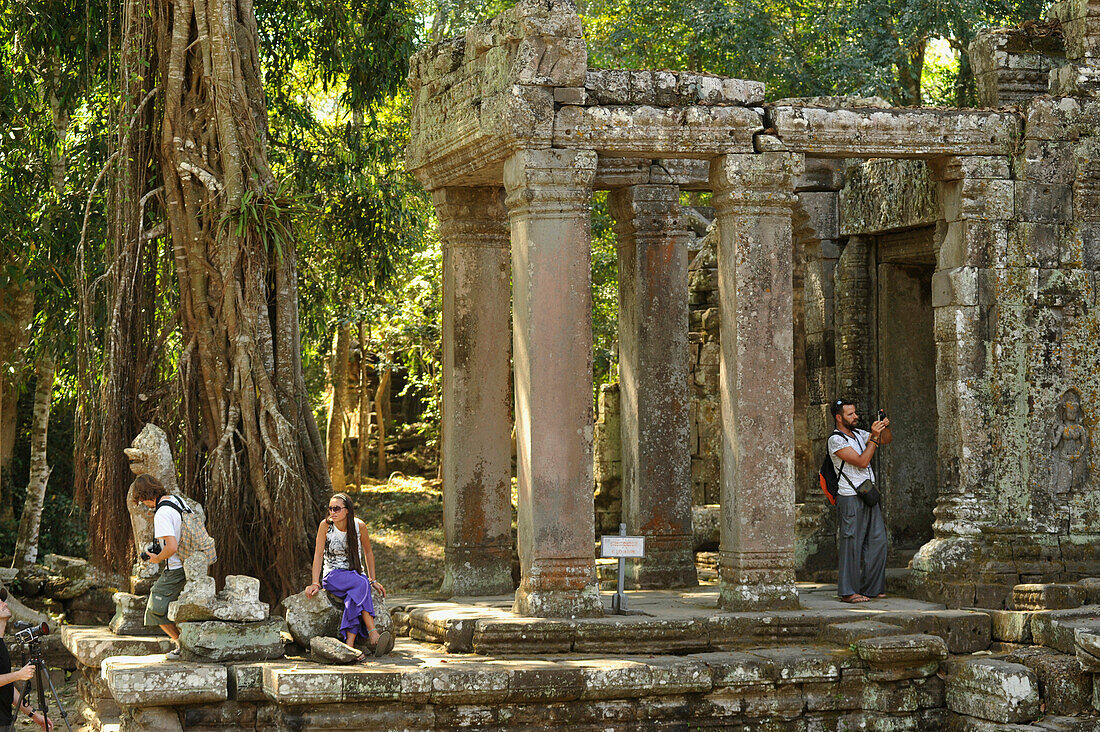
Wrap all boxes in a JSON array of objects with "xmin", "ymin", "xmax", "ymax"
[{"xmin": 16, "ymin": 637, "xmax": 73, "ymax": 732}]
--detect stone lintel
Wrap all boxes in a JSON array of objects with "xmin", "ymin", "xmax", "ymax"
[
  {"xmin": 505, "ymin": 148, "xmax": 602, "ymax": 618},
  {"xmin": 769, "ymin": 106, "xmax": 1021, "ymax": 158},
  {"xmin": 710, "ymin": 152, "xmax": 801, "ymax": 611},
  {"xmin": 839, "ymin": 159, "xmax": 939, "ymax": 237},
  {"xmin": 594, "ymin": 158, "xmax": 711, "ymax": 190},
  {"xmin": 554, "ymin": 105, "xmax": 761, "ymax": 157},
  {"xmin": 436, "ymin": 187, "xmax": 515, "ymax": 597}
]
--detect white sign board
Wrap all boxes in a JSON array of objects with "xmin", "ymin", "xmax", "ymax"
[{"xmin": 601, "ymin": 536, "xmax": 645, "ymax": 559}]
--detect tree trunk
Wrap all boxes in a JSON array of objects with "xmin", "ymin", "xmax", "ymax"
[
  {"xmin": 147, "ymin": 0, "xmax": 328, "ymax": 598},
  {"xmin": 327, "ymin": 324, "xmax": 350, "ymax": 492},
  {"xmin": 12, "ymin": 353, "xmax": 56, "ymax": 569},
  {"xmin": 375, "ymin": 364, "xmax": 391, "ymax": 479},
  {"xmin": 85, "ymin": 0, "xmax": 162, "ymax": 574},
  {"xmin": 355, "ymin": 321, "xmax": 371, "ymax": 487}
]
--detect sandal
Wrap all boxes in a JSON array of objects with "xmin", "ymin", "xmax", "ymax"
[
  {"xmin": 840, "ymin": 594, "xmax": 870, "ymax": 603},
  {"xmin": 374, "ymin": 630, "xmax": 394, "ymax": 657}
]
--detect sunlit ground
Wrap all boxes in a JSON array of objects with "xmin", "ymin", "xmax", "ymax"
[{"xmin": 347, "ymin": 475, "xmax": 445, "ymax": 594}]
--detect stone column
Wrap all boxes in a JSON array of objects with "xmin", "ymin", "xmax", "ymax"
[
  {"xmin": 834, "ymin": 235, "xmax": 874, "ymax": 413},
  {"xmin": 710, "ymin": 151, "xmax": 801, "ymax": 611},
  {"xmin": 436, "ymin": 187, "xmax": 515, "ymax": 597},
  {"xmin": 609, "ymin": 183, "xmax": 697, "ymax": 589},
  {"xmin": 504, "ymin": 148, "xmax": 602, "ymax": 617}
]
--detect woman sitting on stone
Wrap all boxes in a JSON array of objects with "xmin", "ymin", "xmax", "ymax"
[{"xmin": 305, "ymin": 492, "xmax": 394, "ymax": 658}]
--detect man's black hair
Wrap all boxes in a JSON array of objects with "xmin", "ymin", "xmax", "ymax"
[{"xmin": 831, "ymin": 398, "xmax": 854, "ymax": 420}]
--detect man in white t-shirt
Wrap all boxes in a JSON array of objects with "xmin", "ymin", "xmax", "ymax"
[
  {"xmin": 828, "ymin": 399, "xmax": 891, "ymax": 603},
  {"xmin": 131, "ymin": 473, "xmax": 187, "ymax": 658}
]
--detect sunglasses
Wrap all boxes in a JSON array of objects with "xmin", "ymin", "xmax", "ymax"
[{"xmin": 327, "ymin": 505, "xmax": 346, "ymax": 513}]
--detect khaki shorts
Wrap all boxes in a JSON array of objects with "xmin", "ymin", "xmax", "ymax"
[{"xmin": 145, "ymin": 567, "xmax": 186, "ymax": 626}]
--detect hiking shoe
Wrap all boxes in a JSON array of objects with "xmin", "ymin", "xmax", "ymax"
[
  {"xmin": 373, "ymin": 630, "xmax": 394, "ymax": 657},
  {"xmin": 166, "ymin": 645, "xmax": 182, "ymax": 660}
]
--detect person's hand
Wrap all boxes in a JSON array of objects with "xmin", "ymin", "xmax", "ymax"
[
  {"xmin": 371, "ymin": 580, "xmax": 387, "ymax": 598},
  {"xmin": 13, "ymin": 663, "xmax": 35, "ymax": 682},
  {"xmin": 33, "ymin": 710, "xmax": 53, "ymax": 730},
  {"xmin": 305, "ymin": 582, "xmax": 320, "ymax": 598},
  {"xmin": 870, "ymin": 417, "xmax": 890, "ymax": 438}
]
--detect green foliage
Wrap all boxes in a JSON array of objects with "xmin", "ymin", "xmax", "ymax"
[
  {"xmin": 591, "ymin": 192, "xmax": 619, "ymax": 394},
  {"xmin": 583, "ymin": 0, "xmax": 1045, "ymax": 104},
  {"xmin": 0, "ymin": 375, "xmax": 86, "ymax": 559}
]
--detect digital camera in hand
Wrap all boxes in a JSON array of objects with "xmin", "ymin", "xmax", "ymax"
[{"xmin": 140, "ymin": 539, "xmax": 162, "ymax": 561}]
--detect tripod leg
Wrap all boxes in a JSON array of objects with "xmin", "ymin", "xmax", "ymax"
[{"xmin": 37, "ymin": 657, "xmax": 74, "ymax": 732}]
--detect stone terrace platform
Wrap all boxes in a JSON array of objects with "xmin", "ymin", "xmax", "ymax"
[{"xmin": 390, "ymin": 584, "xmax": 992, "ymax": 655}]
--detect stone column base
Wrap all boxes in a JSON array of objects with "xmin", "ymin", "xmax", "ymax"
[
  {"xmin": 718, "ymin": 550, "xmax": 799, "ymax": 611},
  {"xmin": 512, "ymin": 558, "xmax": 603, "ymax": 617},
  {"xmin": 719, "ymin": 582, "xmax": 800, "ymax": 611},
  {"xmin": 626, "ymin": 535, "xmax": 697, "ymax": 589},
  {"xmin": 441, "ymin": 546, "xmax": 514, "ymax": 597}
]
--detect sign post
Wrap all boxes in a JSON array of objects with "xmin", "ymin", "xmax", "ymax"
[{"xmin": 600, "ymin": 523, "xmax": 645, "ymax": 614}]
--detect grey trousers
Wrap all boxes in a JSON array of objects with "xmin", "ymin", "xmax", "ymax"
[{"xmin": 837, "ymin": 494, "xmax": 887, "ymax": 597}]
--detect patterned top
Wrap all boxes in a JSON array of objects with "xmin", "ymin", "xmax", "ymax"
[{"xmin": 322, "ymin": 520, "xmax": 366, "ymax": 578}]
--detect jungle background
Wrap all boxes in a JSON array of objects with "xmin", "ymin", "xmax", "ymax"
[{"xmin": 0, "ymin": 0, "xmax": 1046, "ymax": 599}]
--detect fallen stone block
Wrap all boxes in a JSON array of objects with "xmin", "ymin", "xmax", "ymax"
[
  {"xmin": 123, "ymin": 706, "xmax": 183, "ymax": 732},
  {"xmin": 988, "ymin": 609, "xmax": 1034, "ymax": 643},
  {"xmin": 1074, "ymin": 626, "xmax": 1100, "ymax": 671},
  {"xmin": 854, "ymin": 633, "xmax": 948, "ymax": 681},
  {"xmin": 1013, "ymin": 583, "xmax": 1086, "ymax": 610},
  {"xmin": 109, "ymin": 592, "xmax": 150, "ymax": 636},
  {"xmin": 213, "ymin": 575, "xmax": 269, "ymax": 622},
  {"xmin": 861, "ymin": 675, "xmax": 944, "ymax": 713},
  {"xmin": 102, "ymin": 655, "xmax": 227, "ymax": 706},
  {"xmin": 1031, "ymin": 606, "xmax": 1100, "ymax": 649},
  {"xmin": 228, "ymin": 662, "xmax": 278, "ymax": 702},
  {"xmin": 310, "ymin": 636, "xmax": 361, "ymax": 664},
  {"xmin": 943, "ymin": 657, "xmax": 1040, "ymax": 724},
  {"xmin": 1002, "ymin": 646, "xmax": 1091, "ymax": 716},
  {"xmin": 1078, "ymin": 578, "xmax": 1100, "ymax": 605},
  {"xmin": 282, "ymin": 590, "xmax": 341, "ymax": 647},
  {"xmin": 167, "ymin": 575, "xmax": 217, "ymax": 623},
  {"xmin": 178, "ymin": 618, "xmax": 284, "ymax": 662}
]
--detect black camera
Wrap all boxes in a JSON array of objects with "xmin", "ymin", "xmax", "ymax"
[
  {"xmin": 877, "ymin": 409, "xmax": 886, "ymax": 422},
  {"xmin": 12, "ymin": 621, "xmax": 49, "ymax": 643},
  {"xmin": 140, "ymin": 539, "xmax": 162, "ymax": 562}
]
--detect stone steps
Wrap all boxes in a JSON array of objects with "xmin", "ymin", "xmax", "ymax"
[
  {"xmin": 83, "ymin": 634, "xmax": 949, "ymax": 731},
  {"xmin": 389, "ymin": 596, "xmax": 993, "ymax": 656}
]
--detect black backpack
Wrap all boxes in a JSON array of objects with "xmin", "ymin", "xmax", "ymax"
[{"xmin": 818, "ymin": 430, "xmax": 851, "ymax": 505}]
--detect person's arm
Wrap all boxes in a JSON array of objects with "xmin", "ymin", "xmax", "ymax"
[
  {"xmin": 305, "ymin": 521, "xmax": 326, "ymax": 597},
  {"xmin": 0, "ymin": 663, "xmax": 35, "ymax": 688},
  {"xmin": 878, "ymin": 418, "xmax": 893, "ymax": 446},
  {"xmin": 358, "ymin": 519, "xmax": 385, "ymax": 597},
  {"xmin": 145, "ymin": 535, "xmax": 178, "ymax": 564},
  {"xmin": 834, "ymin": 423, "xmax": 889, "ymax": 469},
  {"xmin": 13, "ymin": 686, "xmax": 52, "ymax": 730}
]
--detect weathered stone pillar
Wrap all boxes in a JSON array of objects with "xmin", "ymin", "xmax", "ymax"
[
  {"xmin": 436, "ymin": 187, "xmax": 515, "ymax": 597},
  {"xmin": 504, "ymin": 148, "xmax": 602, "ymax": 617},
  {"xmin": 609, "ymin": 183, "xmax": 697, "ymax": 589},
  {"xmin": 834, "ymin": 235, "xmax": 874, "ymax": 414},
  {"xmin": 710, "ymin": 151, "xmax": 801, "ymax": 611}
]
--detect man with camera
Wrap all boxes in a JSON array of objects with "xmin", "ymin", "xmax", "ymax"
[
  {"xmin": 0, "ymin": 588, "xmax": 52, "ymax": 730},
  {"xmin": 829, "ymin": 399, "xmax": 891, "ymax": 604},
  {"xmin": 131, "ymin": 473, "xmax": 187, "ymax": 659}
]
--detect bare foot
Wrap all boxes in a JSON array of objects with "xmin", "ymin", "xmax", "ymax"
[
  {"xmin": 876, "ymin": 594, "xmax": 887, "ymax": 598},
  {"xmin": 840, "ymin": 594, "xmax": 870, "ymax": 603}
]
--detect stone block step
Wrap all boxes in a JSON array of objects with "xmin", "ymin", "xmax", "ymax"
[{"xmin": 61, "ymin": 626, "xmax": 173, "ymax": 668}]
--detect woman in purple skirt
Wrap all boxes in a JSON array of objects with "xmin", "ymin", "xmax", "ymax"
[{"xmin": 305, "ymin": 493, "xmax": 394, "ymax": 658}]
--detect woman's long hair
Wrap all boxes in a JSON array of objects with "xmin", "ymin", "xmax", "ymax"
[{"xmin": 331, "ymin": 492, "xmax": 363, "ymax": 575}]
